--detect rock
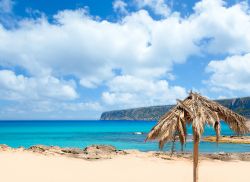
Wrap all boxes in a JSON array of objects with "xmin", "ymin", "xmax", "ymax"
[
  {"xmin": 83, "ymin": 145, "xmax": 117, "ymax": 154},
  {"xmin": 1, "ymin": 144, "xmax": 250, "ymax": 161},
  {"xmin": 61, "ymin": 148, "xmax": 84, "ymax": 155},
  {"xmin": 239, "ymin": 153, "xmax": 250, "ymax": 161},
  {"xmin": 82, "ymin": 145, "xmax": 118, "ymax": 160},
  {"xmin": 207, "ymin": 153, "xmax": 232, "ymax": 161},
  {"xmin": 28, "ymin": 145, "xmax": 49, "ymax": 153},
  {"xmin": 46, "ymin": 146, "xmax": 65, "ymax": 155},
  {"xmin": 0, "ymin": 144, "xmax": 10, "ymax": 151}
]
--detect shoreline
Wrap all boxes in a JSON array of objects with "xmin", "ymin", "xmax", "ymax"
[
  {"xmin": 203, "ymin": 136, "xmax": 250, "ymax": 144},
  {"xmin": 1, "ymin": 144, "xmax": 250, "ymax": 161}
]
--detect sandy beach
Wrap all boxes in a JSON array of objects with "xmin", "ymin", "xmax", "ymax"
[{"xmin": 0, "ymin": 149, "xmax": 250, "ymax": 182}]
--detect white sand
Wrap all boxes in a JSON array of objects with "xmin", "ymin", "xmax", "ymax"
[{"xmin": 0, "ymin": 151, "xmax": 249, "ymax": 182}]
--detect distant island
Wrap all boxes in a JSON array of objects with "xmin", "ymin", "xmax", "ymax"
[{"xmin": 100, "ymin": 97, "xmax": 250, "ymax": 120}]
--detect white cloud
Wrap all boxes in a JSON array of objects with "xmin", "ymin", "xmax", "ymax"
[
  {"xmin": 113, "ymin": 0, "xmax": 128, "ymax": 15},
  {"xmin": 0, "ymin": 70, "xmax": 78, "ymax": 101},
  {"xmin": 192, "ymin": 0, "xmax": 250, "ymax": 54},
  {"xmin": 1, "ymin": 0, "xmax": 249, "ymax": 92},
  {"xmin": 134, "ymin": 0, "xmax": 170, "ymax": 17},
  {"xmin": 62, "ymin": 101, "xmax": 102, "ymax": 111},
  {"xmin": 1, "ymin": 0, "xmax": 250, "ymax": 117},
  {"xmin": 102, "ymin": 75, "xmax": 187, "ymax": 108},
  {"xmin": 206, "ymin": 53, "xmax": 250, "ymax": 93},
  {"xmin": 0, "ymin": 8, "xmax": 200, "ymax": 89},
  {"xmin": 0, "ymin": 100, "xmax": 102, "ymax": 119}
]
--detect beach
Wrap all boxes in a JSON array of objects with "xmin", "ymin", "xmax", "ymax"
[{"xmin": 0, "ymin": 146, "xmax": 250, "ymax": 182}]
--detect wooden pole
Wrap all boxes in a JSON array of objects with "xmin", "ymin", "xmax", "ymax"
[{"xmin": 193, "ymin": 132, "xmax": 199, "ymax": 182}]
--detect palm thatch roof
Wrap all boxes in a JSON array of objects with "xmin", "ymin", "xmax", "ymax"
[{"xmin": 146, "ymin": 92, "xmax": 250, "ymax": 149}]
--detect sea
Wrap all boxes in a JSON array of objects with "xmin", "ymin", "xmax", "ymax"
[{"xmin": 0, "ymin": 120, "xmax": 249, "ymax": 153}]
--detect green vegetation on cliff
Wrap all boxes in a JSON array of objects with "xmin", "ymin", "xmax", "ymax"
[{"xmin": 100, "ymin": 97, "xmax": 250, "ymax": 120}]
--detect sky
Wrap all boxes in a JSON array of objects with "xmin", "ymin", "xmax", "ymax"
[{"xmin": 0, "ymin": 0, "xmax": 250, "ymax": 120}]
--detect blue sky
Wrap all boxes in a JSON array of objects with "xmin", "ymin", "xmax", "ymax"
[{"xmin": 0, "ymin": 0, "xmax": 250, "ymax": 119}]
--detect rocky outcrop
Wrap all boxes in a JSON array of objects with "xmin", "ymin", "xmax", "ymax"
[
  {"xmin": 25, "ymin": 144, "xmax": 125, "ymax": 160},
  {"xmin": 83, "ymin": 145, "xmax": 125, "ymax": 160},
  {"xmin": 0, "ymin": 144, "xmax": 11, "ymax": 151},
  {"xmin": 100, "ymin": 97, "xmax": 250, "ymax": 120},
  {"xmin": 83, "ymin": 145, "xmax": 116, "ymax": 154},
  {"xmin": 1, "ymin": 144, "xmax": 250, "ymax": 161},
  {"xmin": 154, "ymin": 152, "xmax": 250, "ymax": 161}
]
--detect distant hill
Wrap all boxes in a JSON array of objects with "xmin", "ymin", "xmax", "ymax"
[{"xmin": 100, "ymin": 97, "xmax": 250, "ymax": 120}]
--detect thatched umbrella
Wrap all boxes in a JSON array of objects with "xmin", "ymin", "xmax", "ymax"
[{"xmin": 146, "ymin": 92, "xmax": 249, "ymax": 182}]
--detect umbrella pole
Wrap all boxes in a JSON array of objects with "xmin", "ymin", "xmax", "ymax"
[{"xmin": 193, "ymin": 133, "xmax": 199, "ymax": 182}]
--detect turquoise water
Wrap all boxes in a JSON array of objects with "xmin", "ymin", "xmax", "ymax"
[{"xmin": 0, "ymin": 120, "xmax": 249, "ymax": 153}]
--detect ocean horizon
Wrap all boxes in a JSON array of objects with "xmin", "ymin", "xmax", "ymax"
[{"xmin": 0, "ymin": 120, "xmax": 249, "ymax": 153}]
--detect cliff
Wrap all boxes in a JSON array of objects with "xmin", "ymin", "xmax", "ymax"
[{"xmin": 100, "ymin": 97, "xmax": 250, "ymax": 120}]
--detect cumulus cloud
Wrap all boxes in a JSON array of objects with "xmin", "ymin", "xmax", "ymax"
[
  {"xmin": 0, "ymin": 8, "xmax": 200, "ymax": 89},
  {"xmin": 134, "ymin": 0, "xmax": 170, "ymax": 17},
  {"xmin": 62, "ymin": 101, "xmax": 102, "ymax": 111},
  {"xmin": 206, "ymin": 53, "xmax": 250, "ymax": 93},
  {"xmin": 192, "ymin": 0, "xmax": 250, "ymax": 55},
  {"xmin": 1, "ymin": 0, "xmax": 250, "ymax": 117},
  {"xmin": 0, "ymin": 70, "xmax": 78, "ymax": 101},
  {"xmin": 102, "ymin": 75, "xmax": 187, "ymax": 108},
  {"xmin": 113, "ymin": 0, "xmax": 128, "ymax": 15},
  {"xmin": 0, "ymin": 100, "xmax": 103, "ymax": 119},
  {"xmin": 1, "ymin": 0, "xmax": 249, "ymax": 88}
]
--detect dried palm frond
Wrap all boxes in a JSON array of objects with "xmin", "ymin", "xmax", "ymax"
[
  {"xmin": 146, "ymin": 92, "xmax": 250, "ymax": 149},
  {"xmin": 146, "ymin": 92, "xmax": 250, "ymax": 182},
  {"xmin": 194, "ymin": 93, "xmax": 249, "ymax": 135}
]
